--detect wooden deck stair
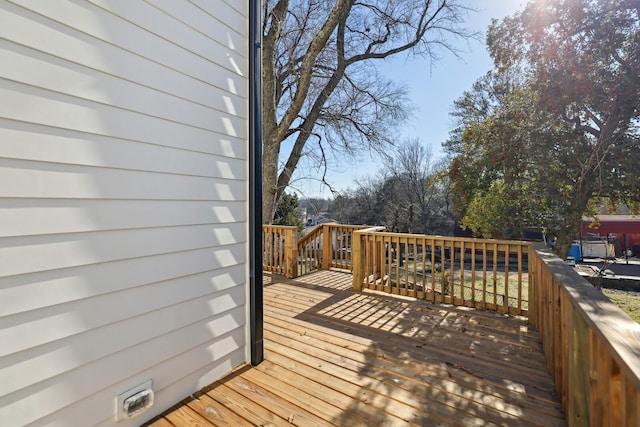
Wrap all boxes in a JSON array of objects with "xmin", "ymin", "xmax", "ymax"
[{"xmin": 145, "ymin": 270, "xmax": 565, "ymax": 426}]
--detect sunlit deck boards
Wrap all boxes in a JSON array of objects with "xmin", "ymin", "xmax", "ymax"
[{"xmin": 146, "ymin": 270, "xmax": 566, "ymax": 426}]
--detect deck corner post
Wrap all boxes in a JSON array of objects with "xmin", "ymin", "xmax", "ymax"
[
  {"xmin": 352, "ymin": 230, "xmax": 364, "ymax": 291},
  {"xmin": 569, "ymin": 309, "xmax": 590, "ymax": 426},
  {"xmin": 285, "ymin": 227, "xmax": 298, "ymax": 278}
]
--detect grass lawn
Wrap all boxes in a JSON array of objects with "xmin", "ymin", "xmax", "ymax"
[{"xmin": 602, "ymin": 288, "xmax": 640, "ymax": 323}]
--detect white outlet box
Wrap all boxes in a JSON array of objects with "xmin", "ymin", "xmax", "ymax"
[{"xmin": 115, "ymin": 380, "xmax": 154, "ymax": 422}]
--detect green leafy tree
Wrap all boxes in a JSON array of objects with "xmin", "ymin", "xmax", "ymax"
[
  {"xmin": 447, "ymin": 0, "xmax": 640, "ymax": 256},
  {"xmin": 273, "ymin": 192, "xmax": 305, "ymax": 236},
  {"xmin": 461, "ymin": 179, "xmax": 549, "ymax": 239}
]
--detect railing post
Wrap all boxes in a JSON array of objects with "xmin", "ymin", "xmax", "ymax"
[
  {"xmin": 528, "ymin": 245, "xmax": 537, "ymax": 327},
  {"xmin": 569, "ymin": 309, "xmax": 590, "ymax": 425},
  {"xmin": 322, "ymin": 224, "xmax": 332, "ymax": 270},
  {"xmin": 284, "ymin": 227, "xmax": 298, "ymax": 279},
  {"xmin": 374, "ymin": 236, "xmax": 382, "ymax": 280},
  {"xmin": 352, "ymin": 230, "xmax": 364, "ymax": 291}
]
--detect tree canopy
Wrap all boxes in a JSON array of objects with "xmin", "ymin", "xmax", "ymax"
[
  {"xmin": 262, "ymin": 0, "xmax": 474, "ymax": 223},
  {"xmin": 446, "ymin": 0, "xmax": 640, "ymax": 255}
]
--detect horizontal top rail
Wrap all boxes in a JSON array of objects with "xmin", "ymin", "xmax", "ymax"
[
  {"xmin": 355, "ymin": 229, "xmax": 531, "ymax": 248},
  {"xmin": 529, "ymin": 245, "xmax": 640, "ymax": 425},
  {"xmin": 571, "ymin": 282, "xmax": 640, "ymax": 390}
]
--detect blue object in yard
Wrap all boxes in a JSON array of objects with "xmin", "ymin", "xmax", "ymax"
[{"xmin": 568, "ymin": 244, "xmax": 582, "ymax": 263}]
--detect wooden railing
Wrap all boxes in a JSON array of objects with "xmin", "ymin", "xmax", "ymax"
[
  {"xmin": 529, "ymin": 245, "xmax": 640, "ymax": 426},
  {"xmin": 296, "ymin": 224, "xmax": 370, "ymax": 276},
  {"xmin": 262, "ymin": 225, "xmax": 297, "ymax": 278},
  {"xmin": 263, "ymin": 223, "xmax": 369, "ymax": 278},
  {"xmin": 262, "ymin": 223, "xmax": 640, "ymax": 424},
  {"xmin": 351, "ymin": 227, "xmax": 530, "ymax": 316},
  {"xmin": 295, "ymin": 224, "xmax": 323, "ymax": 276}
]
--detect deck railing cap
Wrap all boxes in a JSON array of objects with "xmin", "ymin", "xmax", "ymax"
[{"xmin": 533, "ymin": 244, "xmax": 640, "ymax": 389}]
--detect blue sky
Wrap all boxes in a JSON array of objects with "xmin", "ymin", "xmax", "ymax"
[{"xmin": 288, "ymin": 1, "xmax": 526, "ymax": 198}]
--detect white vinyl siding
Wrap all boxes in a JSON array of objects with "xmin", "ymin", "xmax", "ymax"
[{"xmin": 0, "ymin": 0, "xmax": 250, "ymax": 426}]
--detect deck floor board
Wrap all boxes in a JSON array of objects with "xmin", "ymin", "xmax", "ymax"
[{"xmin": 145, "ymin": 270, "xmax": 565, "ymax": 427}]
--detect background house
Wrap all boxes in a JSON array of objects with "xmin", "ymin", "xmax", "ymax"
[
  {"xmin": 0, "ymin": 1, "xmax": 259, "ymax": 425},
  {"xmin": 580, "ymin": 215, "xmax": 640, "ymax": 257}
]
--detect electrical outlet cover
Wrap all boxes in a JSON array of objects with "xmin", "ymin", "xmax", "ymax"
[{"xmin": 115, "ymin": 380, "xmax": 153, "ymax": 422}]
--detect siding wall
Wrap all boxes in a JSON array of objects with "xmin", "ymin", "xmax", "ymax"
[{"xmin": 0, "ymin": 1, "xmax": 250, "ymax": 425}]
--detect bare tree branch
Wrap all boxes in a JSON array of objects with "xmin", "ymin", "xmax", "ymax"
[{"xmin": 262, "ymin": 0, "xmax": 474, "ymax": 222}]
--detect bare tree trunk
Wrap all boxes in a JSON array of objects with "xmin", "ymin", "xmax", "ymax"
[
  {"xmin": 554, "ymin": 233, "xmax": 575, "ymax": 260},
  {"xmin": 262, "ymin": 134, "xmax": 279, "ymax": 224},
  {"xmin": 261, "ymin": 0, "xmax": 289, "ymax": 224},
  {"xmin": 262, "ymin": 0, "xmax": 353, "ymax": 223},
  {"xmin": 554, "ymin": 178, "xmax": 593, "ymax": 258},
  {"xmin": 261, "ymin": 0, "xmax": 471, "ymax": 222},
  {"xmin": 554, "ymin": 112, "xmax": 620, "ymax": 257}
]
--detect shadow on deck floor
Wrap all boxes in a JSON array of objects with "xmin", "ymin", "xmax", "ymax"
[{"xmin": 146, "ymin": 270, "xmax": 565, "ymax": 427}]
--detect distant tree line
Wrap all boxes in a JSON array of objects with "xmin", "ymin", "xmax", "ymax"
[
  {"xmin": 273, "ymin": 139, "xmax": 454, "ymax": 236},
  {"xmin": 329, "ymin": 139, "xmax": 454, "ymax": 235}
]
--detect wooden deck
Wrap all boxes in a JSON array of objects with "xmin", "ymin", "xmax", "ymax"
[{"xmin": 145, "ymin": 270, "xmax": 566, "ymax": 426}]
